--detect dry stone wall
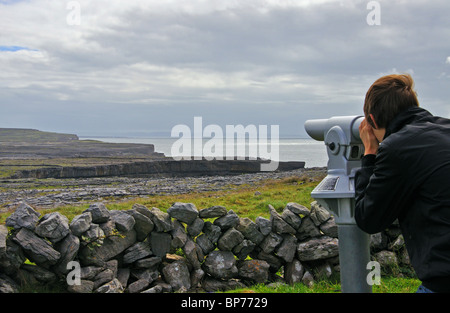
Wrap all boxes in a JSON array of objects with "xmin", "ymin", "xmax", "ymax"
[{"xmin": 0, "ymin": 201, "xmax": 411, "ymax": 293}]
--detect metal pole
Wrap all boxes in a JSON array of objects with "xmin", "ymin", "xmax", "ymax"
[{"xmin": 337, "ymin": 224, "xmax": 372, "ymax": 293}]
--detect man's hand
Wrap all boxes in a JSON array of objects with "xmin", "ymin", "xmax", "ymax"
[{"xmin": 359, "ymin": 118, "xmax": 380, "ymax": 155}]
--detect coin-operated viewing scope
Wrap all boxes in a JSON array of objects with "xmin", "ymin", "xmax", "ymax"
[{"xmin": 304, "ymin": 116, "xmax": 371, "ymax": 293}]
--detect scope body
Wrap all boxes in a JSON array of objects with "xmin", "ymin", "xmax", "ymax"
[
  {"xmin": 305, "ymin": 115, "xmax": 364, "ymax": 205},
  {"xmin": 304, "ymin": 115, "xmax": 371, "ymax": 293}
]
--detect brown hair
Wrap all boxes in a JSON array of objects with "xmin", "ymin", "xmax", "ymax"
[{"xmin": 364, "ymin": 74, "xmax": 419, "ymax": 129}]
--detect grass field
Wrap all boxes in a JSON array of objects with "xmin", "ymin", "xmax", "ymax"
[{"xmin": 226, "ymin": 276, "xmax": 421, "ymax": 293}]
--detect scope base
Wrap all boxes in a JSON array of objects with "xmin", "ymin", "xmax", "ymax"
[{"xmin": 311, "ymin": 172, "xmax": 357, "ymax": 225}]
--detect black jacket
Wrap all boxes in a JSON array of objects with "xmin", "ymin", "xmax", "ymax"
[{"xmin": 355, "ymin": 106, "xmax": 450, "ymax": 292}]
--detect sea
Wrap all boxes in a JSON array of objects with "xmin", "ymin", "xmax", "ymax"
[{"xmin": 79, "ymin": 137, "xmax": 328, "ymax": 168}]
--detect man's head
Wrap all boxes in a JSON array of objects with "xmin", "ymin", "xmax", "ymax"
[{"xmin": 364, "ymin": 74, "xmax": 419, "ymax": 130}]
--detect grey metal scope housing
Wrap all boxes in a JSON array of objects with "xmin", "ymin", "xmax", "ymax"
[
  {"xmin": 304, "ymin": 115, "xmax": 365, "ymax": 220},
  {"xmin": 304, "ymin": 116, "xmax": 371, "ymax": 293},
  {"xmin": 305, "ymin": 115, "xmax": 364, "ymax": 176},
  {"xmin": 305, "ymin": 116, "xmax": 372, "ymax": 293}
]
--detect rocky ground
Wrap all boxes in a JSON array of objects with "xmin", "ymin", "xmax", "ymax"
[
  {"xmin": 0, "ymin": 168, "xmax": 327, "ymax": 212},
  {"xmin": 0, "ymin": 128, "xmax": 325, "ymax": 213}
]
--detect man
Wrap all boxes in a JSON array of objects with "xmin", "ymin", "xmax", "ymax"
[{"xmin": 355, "ymin": 74, "xmax": 450, "ymax": 293}]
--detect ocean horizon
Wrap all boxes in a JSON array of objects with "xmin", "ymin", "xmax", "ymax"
[{"xmin": 80, "ymin": 137, "xmax": 328, "ymax": 168}]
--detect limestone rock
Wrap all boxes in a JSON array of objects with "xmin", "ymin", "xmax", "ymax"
[
  {"xmin": 310, "ymin": 201, "xmax": 331, "ymax": 226},
  {"xmin": 167, "ymin": 202, "xmax": 199, "ymax": 224},
  {"xmin": 127, "ymin": 278, "xmax": 150, "ymax": 293},
  {"xmin": 203, "ymin": 222, "xmax": 222, "ymax": 244},
  {"xmin": 190, "ymin": 268, "xmax": 205, "ymax": 288},
  {"xmin": 238, "ymin": 259, "xmax": 270, "ymax": 284},
  {"xmin": 79, "ymin": 229, "xmax": 136, "ymax": 266},
  {"xmin": 70, "ymin": 212, "xmax": 92, "ymax": 237},
  {"xmin": 236, "ymin": 217, "xmax": 264, "ymax": 245},
  {"xmin": 233, "ymin": 239, "xmax": 256, "ymax": 260},
  {"xmin": 126, "ymin": 209, "xmax": 154, "ymax": 241},
  {"xmin": 12, "ymin": 228, "xmax": 60, "ymax": 267},
  {"xmin": 202, "ymin": 275, "xmax": 245, "ymax": 292},
  {"xmin": 162, "ymin": 260, "xmax": 191, "ymax": 291},
  {"xmin": 297, "ymin": 236, "xmax": 339, "ymax": 261},
  {"xmin": 199, "ymin": 205, "xmax": 227, "ymax": 219},
  {"xmin": 147, "ymin": 207, "xmax": 173, "ymax": 232},
  {"xmin": 93, "ymin": 269, "xmax": 115, "ymax": 289},
  {"xmin": 149, "ymin": 232, "xmax": 171, "ymax": 258},
  {"xmin": 0, "ymin": 225, "xmax": 8, "ymax": 254},
  {"xmin": 183, "ymin": 238, "xmax": 204, "ymax": 269},
  {"xmin": 285, "ymin": 259, "xmax": 305, "ymax": 285},
  {"xmin": 5, "ymin": 203, "xmax": 41, "ymax": 231},
  {"xmin": 123, "ymin": 241, "xmax": 152, "ymax": 264},
  {"xmin": 110, "ymin": 210, "xmax": 135, "ymax": 232},
  {"xmin": 255, "ymin": 216, "xmax": 271, "ymax": 236},
  {"xmin": 81, "ymin": 223, "xmax": 105, "ymax": 246},
  {"xmin": 296, "ymin": 216, "xmax": 321, "ymax": 240},
  {"xmin": 269, "ymin": 205, "xmax": 296, "ymax": 235},
  {"xmin": 0, "ymin": 273, "xmax": 19, "ymax": 293},
  {"xmin": 53, "ymin": 234, "xmax": 80, "ymax": 274},
  {"xmin": 134, "ymin": 256, "xmax": 162, "ymax": 269},
  {"xmin": 141, "ymin": 285, "xmax": 163, "ymax": 293},
  {"xmin": 374, "ymin": 250, "xmax": 398, "ymax": 274},
  {"xmin": 203, "ymin": 250, "xmax": 238, "ymax": 280},
  {"xmin": 83, "ymin": 203, "xmax": 111, "ymax": 223},
  {"xmin": 286, "ymin": 202, "xmax": 310, "ymax": 217},
  {"xmin": 319, "ymin": 217, "xmax": 338, "ymax": 238},
  {"xmin": 217, "ymin": 228, "xmax": 244, "ymax": 251},
  {"xmin": 67, "ymin": 279, "xmax": 94, "ymax": 293},
  {"xmin": 187, "ymin": 218, "xmax": 204, "ymax": 237},
  {"xmin": 131, "ymin": 267, "xmax": 159, "ymax": 283},
  {"xmin": 260, "ymin": 232, "xmax": 283, "ymax": 254},
  {"xmin": 171, "ymin": 220, "xmax": 188, "ymax": 249},
  {"xmin": 196, "ymin": 234, "xmax": 215, "ymax": 255},
  {"xmin": 213, "ymin": 210, "xmax": 239, "ymax": 230},
  {"xmin": 21, "ymin": 263, "xmax": 57, "ymax": 283},
  {"xmin": 35, "ymin": 212, "xmax": 70, "ymax": 243},
  {"xmin": 281, "ymin": 208, "xmax": 302, "ymax": 230},
  {"xmin": 95, "ymin": 278, "xmax": 124, "ymax": 293},
  {"xmin": 275, "ymin": 234, "xmax": 297, "ymax": 263}
]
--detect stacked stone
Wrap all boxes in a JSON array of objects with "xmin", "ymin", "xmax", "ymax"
[{"xmin": 0, "ymin": 200, "xmax": 410, "ymax": 293}]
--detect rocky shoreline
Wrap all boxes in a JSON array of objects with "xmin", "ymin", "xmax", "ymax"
[{"xmin": 0, "ymin": 168, "xmax": 327, "ymax": 212}]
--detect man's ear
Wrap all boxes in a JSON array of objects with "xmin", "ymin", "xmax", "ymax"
[{"xmin": 369, "ymin": 114, "xmax": 379, "ymax": 129}]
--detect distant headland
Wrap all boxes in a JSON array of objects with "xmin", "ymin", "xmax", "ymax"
[{"xmin": 0, "ymin": 128, "xmax": 304, "ymax": 179}]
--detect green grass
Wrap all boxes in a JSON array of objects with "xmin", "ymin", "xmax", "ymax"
[
  {"xmin": 225, "ymin": 276, "xmax": 421, "ymax": 293},
  {"xmin": 0, "ymin": 128, "xmax": 78, "ymax": 143}
]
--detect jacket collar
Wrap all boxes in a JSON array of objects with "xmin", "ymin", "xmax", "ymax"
[{"xmin": 384, "ymin": 106, "xmax": 433, "ymax": 139}]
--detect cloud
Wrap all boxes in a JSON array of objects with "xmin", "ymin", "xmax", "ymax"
[{"xmin": 0, "ymin": 0, "xmax": 449, "ymax": 137}]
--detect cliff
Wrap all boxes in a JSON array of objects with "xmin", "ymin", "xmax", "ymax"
[{"xmin": 9, "ymin": 159, "xmax": 305, "ymax": 179}]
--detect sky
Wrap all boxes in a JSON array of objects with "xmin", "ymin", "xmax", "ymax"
[{"xmin": 0, "ymin": 0, "xmax": 449, "ymax": 137}]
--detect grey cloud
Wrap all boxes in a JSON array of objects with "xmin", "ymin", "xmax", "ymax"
[{"xmin": 0, "ymin": 0, "xmax": 449, "ymax": 137}]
